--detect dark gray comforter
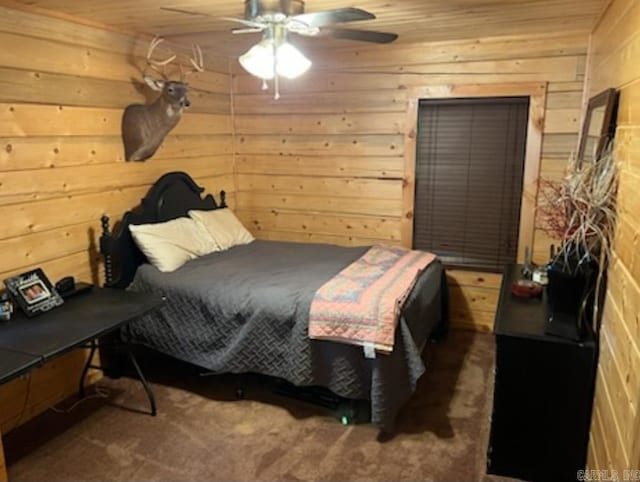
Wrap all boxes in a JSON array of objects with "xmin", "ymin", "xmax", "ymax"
[{"xmin": 127, "ymin": 240, "xmax": 446, "ymax": 431}]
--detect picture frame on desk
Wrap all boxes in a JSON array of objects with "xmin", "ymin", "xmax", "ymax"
[{"xmin": 3, "ymin": 268, "xmax": 64, "ymax": 318}]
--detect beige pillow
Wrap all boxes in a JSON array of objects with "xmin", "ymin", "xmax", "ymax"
[
  {"xmin": 129, "ymin": 217, "xmax": 217, "ymax": 272},
  {"xmin": 189, "ymin": 208, "xmax": 254, "ymax": 251}
]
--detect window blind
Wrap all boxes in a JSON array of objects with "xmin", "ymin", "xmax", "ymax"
[{"xmin": 413, "ymin": 97, "xmax": 529, "ymax": 272}]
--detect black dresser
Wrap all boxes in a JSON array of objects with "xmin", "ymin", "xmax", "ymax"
[{"xmin": 486, "ymin": 264, "xmax": 598, "ymax": 482}]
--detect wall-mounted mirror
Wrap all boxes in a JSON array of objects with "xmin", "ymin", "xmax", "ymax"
[{"xmin": 577, "ymin": 88, "xmax": 619, "ymax": 165}]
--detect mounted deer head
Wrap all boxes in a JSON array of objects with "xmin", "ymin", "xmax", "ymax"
[{"xmin": 122, "ymin": 37, "xmax": 204, "ymax": 162}]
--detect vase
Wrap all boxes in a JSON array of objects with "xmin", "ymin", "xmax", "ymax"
[
  {"xmin": 545, "ymin": 260, "xmax": 596, "ymax": 341},
  {"xmin": 546, "ymin": 266, "xmax": 590, "ymax": 314}
]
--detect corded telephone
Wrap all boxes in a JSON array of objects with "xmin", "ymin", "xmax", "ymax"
[
  {"xmin": 55, "ymin": 276, "xmax": 75, "ymax": 294},
  {"xmin": 55, "ymin": 276, "xmax": 93, "ymax": 299}
]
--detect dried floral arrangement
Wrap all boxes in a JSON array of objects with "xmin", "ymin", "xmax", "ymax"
[
  {"xmin": 539, "ymin": 144, "xmax": 618, "ymax": 270},
  {"xmin": 538, "ymin": 143, "xmax": 618, "ymax": 329}
]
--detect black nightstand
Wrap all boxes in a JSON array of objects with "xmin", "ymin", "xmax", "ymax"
[{"xmin": 486, "ymin": 264, "xmax": 598, "ymax": 482}]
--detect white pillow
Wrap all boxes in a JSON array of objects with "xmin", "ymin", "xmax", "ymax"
[
  {"xmin": 129, "ymin": 217, "xmax": 217, "ymax": 272},
  {"xmin": 188, "ymin": 208, "xmax": 254, "ymax": 251}
]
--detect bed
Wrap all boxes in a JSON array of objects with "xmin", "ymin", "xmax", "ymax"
[{"xmin": 100, "ymin": 171, "xmax": 448, "ymax": 432}]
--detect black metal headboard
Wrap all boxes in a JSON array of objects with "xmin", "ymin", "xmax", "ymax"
[{"xmin": 100, "ymin": 171, "xmax": 226, "ymax": 289}]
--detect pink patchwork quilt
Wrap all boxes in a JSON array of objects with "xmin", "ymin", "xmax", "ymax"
[{"xmin": 308, "ymin": 245, "xmax": 436, "ymax": 354}]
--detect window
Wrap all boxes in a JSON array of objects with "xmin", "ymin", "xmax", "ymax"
[{"xmin": 413, "ymin": 97, "xmax": 529, "ymax": 272}]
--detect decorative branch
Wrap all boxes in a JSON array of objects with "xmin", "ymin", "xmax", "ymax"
[
  {"xmin": 537, "ymin": 143, "xmax": 618, "ymax": 331},
  {"xmin": 539, "ymin": 144, "xmax": 618, "ymax": 271}
]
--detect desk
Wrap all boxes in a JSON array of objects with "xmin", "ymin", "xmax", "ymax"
[
  {"xmin": 0, "ymin": 288, "xmax": 163, "ymax": 481},
  {"xmin": 0, "ymin": 287, "xmax": 163, "ymax": 409},
  {"xmin": 0, "ymin": 288, "xmax": 162, "ymax": 362},
  {"xmin": 0, "ymin": 349, "xmax": 40, "ymax": 386},
  {"xmin": 0, "ymin": 349, "xmax": 38, "ymax": 482}
]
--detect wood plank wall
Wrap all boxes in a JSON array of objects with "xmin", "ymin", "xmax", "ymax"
[
  {"xmin": 586, "ymin": 0, "xmax": 640, "ymax": 471},
  {"xmin": 0, "ymin": 5, "xmax": 233, "ymax": 436},
  {"xmin": 232, "ymin": 32, "xmax": 587, "ymax": 332},
  {"xmin": 0, "ymin": 433, "xmax": 5, "ymax": 482}
]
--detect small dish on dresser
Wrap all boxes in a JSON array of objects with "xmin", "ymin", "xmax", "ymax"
[{"xmin": 511, "ymin": 279, "xmax": 543, "ymax": 298}]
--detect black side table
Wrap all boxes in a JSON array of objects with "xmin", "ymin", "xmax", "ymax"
[
  {"xmin": 0, "ymin": 287, "xmax": 163, "ymax": 414},
  {"xmin": 486, "ymin": 264, "xmax": 598, "ymax": 481}
]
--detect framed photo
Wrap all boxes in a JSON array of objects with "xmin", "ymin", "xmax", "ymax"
[
  {"xmin": 0, "ymin": 294, "xmax": 12, "ymax": 321},
  {"xmin": 3, "ymin": 268, "xmax": 64, "ymax": 317}
]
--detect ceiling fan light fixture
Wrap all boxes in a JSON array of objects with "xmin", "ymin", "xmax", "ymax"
[
  {"xmin": 239, "ymin": 39, "xmax": 311, "ymax": 80},
  {"xmin": 276, "ymin": 42, "xmax": 311, "ymax": 79},
  {"xmin": 239, "ymin": 40, "xmax": 275, "ymax": 79}
]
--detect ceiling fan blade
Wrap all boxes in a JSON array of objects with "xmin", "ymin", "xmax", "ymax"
[
  {"xmin": 160, "ymin": 6, "xmax": 212, "ymax": 16},
  {"xmin": 290, "ymin": 7, "xmax": 375, "ymax": 28},
  {"xmin": 221, "ymin": 16, "xmax": 266, "ymax": 28},
  {"xmin": 232, "ymin": 27, "xmax": 265, "ymax": 34},
  {"xmin": 321, "ymin": 28, "xmax": 398, "ymax": 44},
  {"xmin": 161, "ymin": 9, "xmax": 265, "ymax": 29}
]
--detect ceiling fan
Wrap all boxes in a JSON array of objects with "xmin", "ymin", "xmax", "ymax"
[
  {"xmin": 221, "ymin": 0, "xmax": 398, "ymax": 44},
  {"xmin": 161, "ymin": 0, "xmax": 398, "ymax": 98}
]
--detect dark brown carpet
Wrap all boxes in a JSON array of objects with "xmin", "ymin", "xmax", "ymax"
[{"xmin": 5, "ymin": 331, "xmax": 506, "ymax": 481}]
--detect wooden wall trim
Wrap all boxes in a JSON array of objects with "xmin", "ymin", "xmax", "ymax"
[
  {"xmin": 401, "ymin": 98, "xmax": 419, "ymax": 248},
  {"xmin": 521, "ymin": 87, "xmax": 547, "ymax": 263},
  {"xmin": 402, "ymin": 82, "xmax": 547, "ymax": 262}
]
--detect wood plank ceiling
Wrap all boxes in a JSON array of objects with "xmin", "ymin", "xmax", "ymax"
[{"xmin": 7, "ymin": 0, "xmax": 608, "ymax": 57}]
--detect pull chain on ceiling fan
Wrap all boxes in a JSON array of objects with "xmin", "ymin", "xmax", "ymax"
[{"xmin": 161, "ymin": 0, "xmax": 398, "ymax": 99}]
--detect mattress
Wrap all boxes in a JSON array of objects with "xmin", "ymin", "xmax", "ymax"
[{"xmin": 127, "ymin": 240, "xmax": 446, "ymax": 431}]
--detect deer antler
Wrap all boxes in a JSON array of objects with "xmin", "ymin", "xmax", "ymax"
[
  {"xmin": 190, "ymin": 44, "xmax": 204, "ymax": 73},
  {"xmin": 145, "ymin": 36, "xmax": 177, "ymax": 79},
  {"xmin": 180, "ymin": 44, "xmax": 204, "ymax": 80}
]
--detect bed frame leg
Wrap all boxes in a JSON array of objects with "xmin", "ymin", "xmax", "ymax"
[{"xmin": 235, "ymin": 373, "xmax": 246, "ymax": 399}]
